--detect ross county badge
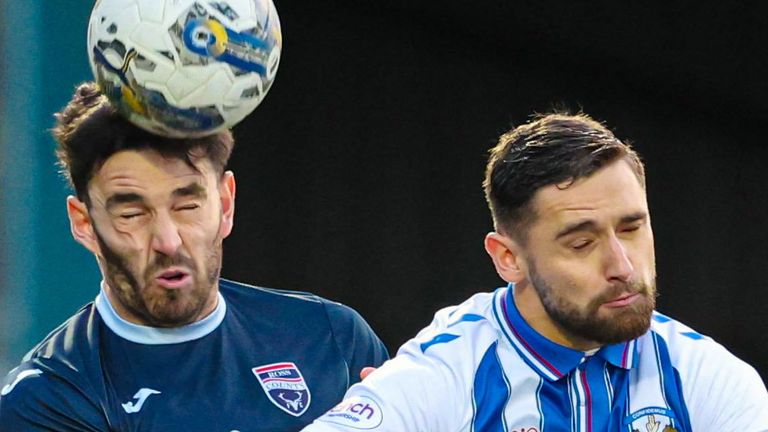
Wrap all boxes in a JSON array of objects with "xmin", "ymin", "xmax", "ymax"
[{"xmin": 252, "ymin": 362, "xmax": 312, "ymax": 417}]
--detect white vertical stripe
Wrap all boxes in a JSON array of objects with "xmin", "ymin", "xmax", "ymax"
[
  {"xmin": 497, "ymin": 335, "xmax": 545, "ymax": 428},
  {"xmin": 567, "ymin": 375, "xmax": 577, "ymax": 431},
  {"xmin": 627, "ymin": 332, "xmax": 675, "ymax": 430},
  {"xmin": 603, "ymin": 363, "xmax": 613, "ymax": 409},
  {"xmin": 535, "ymin": 377, "xmax": 545, "ymax": 431},
  {"xmin": 624, "ymin": 340, "xmax": 635, "ymax": 368},
  {"xmin": 652, "ymin": 333, "xmax": 673, "ymax": 425},
  {"xmin": 571, "ymin": 373, "xmax": 578, "ymax": 431},
  {"xmin": 470, "ymin": 373, "xmax": 477, "ymax": 432},
  {"xmin": 496, "ymin": 349, "xmax": 512, "ymax": 430},
  {"xmin": 573, "ymin": 368, "xmax": 587, "ymax": 432}
]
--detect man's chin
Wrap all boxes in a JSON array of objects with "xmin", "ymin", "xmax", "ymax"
[
  {"xmin": 594, "ymin": 312, "xmax": 653, "ymax": 344},
  {"xmin": 143, "ymin": 309, "xmax": 201, "ymax": 327},
  {"xmin": 141, "ymin": 294, "xmax": 206, "ymax": 327}
]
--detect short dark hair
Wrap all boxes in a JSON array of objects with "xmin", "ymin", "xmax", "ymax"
[
  {"xmin": 53, "ymin": 82, "xmax": 235, "ymax": 204},
  {"xmin": 483, "ymin": 112, "xmax": 645, "ymax": 242}
]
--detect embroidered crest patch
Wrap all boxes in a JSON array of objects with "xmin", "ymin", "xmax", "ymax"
[
  {"xmin": 252, "ymin": 362, "xmax": 311, "ymax": 417},
  {"xmin": 625, "ymin": 407, "xmax": 679, "ymax": 432}
]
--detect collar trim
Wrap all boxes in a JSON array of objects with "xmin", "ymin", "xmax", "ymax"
[
  {"xmin": 493, "ymin": 284, "xmax": 637, "ymax": 381},
  {"xmin": 499, "ymin": 292, "xmax": 566, "ymax": 379},
  {"xmin": 95, "ymin": 282, "xmax": 226, "ymax": 345}
]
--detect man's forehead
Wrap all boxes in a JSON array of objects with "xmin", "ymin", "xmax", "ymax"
[
  {"xmin": 530, "ymin": 161, "xmax": 648, "ymax": 226},
  {"xmin": 99, "ymin": 149, "xmax": 211, "ymax": 176},
  {"xmin": 90, "ymin": 150, "xmax": 214, "ymax": 201}
]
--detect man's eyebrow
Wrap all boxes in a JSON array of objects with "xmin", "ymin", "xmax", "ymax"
[
  {"xmin": 555, "ymin": 211, "xmax": 648, "ymax": 240},
  {"xmin": 619, "ymin": 211, "xmax": 648, "ymax": 225},
  {"xmin": 555, "ymin": 220, "xmax": 598, "ymax": 240},
  {"xmin": 173, "ymin": 183, "xmax": 207, "ymax": 199},
  {"xmin": 105, "ymin": 192, "xmax": 146, "ymax": 211}
]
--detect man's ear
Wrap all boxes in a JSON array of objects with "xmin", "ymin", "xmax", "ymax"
[
  {"xmin": 484, "ymin": 232, "xmax": 527, "ymax": 284},
  {"xmin": 219, "ymin": 170, "xmax": 236, "ymax": 238},
  {"xmin": 67, "ymin": 196, "xmax": 100, "ymax": 254}
]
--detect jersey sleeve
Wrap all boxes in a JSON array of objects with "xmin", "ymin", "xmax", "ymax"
[
  {"xmin": 682, "ymin": 344, "xmax": 768, "ymax": 430},
  {"xmin": 0, "ymin": 362, "xmax": 110, "ymax": 432},
  {"xmin": 324, "ymin": 301, "xmax": 389, "ymax": 386},
  {"xmin": 653, "ymin": 314, "xmax": 768, "ymax": 431},
  {"xmin": 302, "ymin": 338, "xmax": 468, "ymax": 431},
  {"xmin": 303, "ymin": 304, "xmax": 498, "ymax": 432}
]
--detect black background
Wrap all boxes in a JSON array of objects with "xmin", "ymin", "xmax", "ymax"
[{"xmin": 224, "ymin": 1, "xmax": 768, "ymax": 379}]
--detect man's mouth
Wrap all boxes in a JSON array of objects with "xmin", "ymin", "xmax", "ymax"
[
  {"xmin": 154, "ymin": 268, "xmax": 191, "ymax": 289},
  {"xmin": 602, "ymin": 292, "xmax": 641, "ymax": 308}
]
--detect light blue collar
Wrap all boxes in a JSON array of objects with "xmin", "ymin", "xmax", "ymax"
[{"xmin": 95, "ymin": 281, "xmax": 227, "ymax": 345}]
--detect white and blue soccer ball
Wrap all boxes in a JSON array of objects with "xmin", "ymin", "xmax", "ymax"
[{"xmin": 87, "ymin": 0, "xmax": 282, "ymax": 137}]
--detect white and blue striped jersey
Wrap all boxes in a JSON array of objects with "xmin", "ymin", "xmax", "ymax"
[{"xmin": 303, "ymin": 285, "xmax": 768, "ymax": 432}]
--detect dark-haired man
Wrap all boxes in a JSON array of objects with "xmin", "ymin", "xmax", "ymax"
[
  {"xmin": 302, "ymin": 113, "xmax": 768, "ymax": 431},
  {"xmin": 0, "ymin": 82, "xmax": 388, "ymax": 431}
]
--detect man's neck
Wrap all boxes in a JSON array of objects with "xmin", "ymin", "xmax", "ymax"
[
  {"xmin": 513, "ymin": 283, "xmax": 601, "ymax": 352},
  {"xmin": 100, "ymin": 281, "xmax": 219, "ymax": 327}
]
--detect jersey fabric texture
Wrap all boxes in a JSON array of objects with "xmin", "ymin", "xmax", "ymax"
[
  {"xmin": 304, "ymin": 285, "xmax": 768, "ymax": 432},
  {"xmin": 0, "ymin": 279, "xmax": 389, "ymax": 432}
]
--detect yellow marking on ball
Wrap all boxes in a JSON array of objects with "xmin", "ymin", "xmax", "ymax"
[
  {"xmin": 205, "ymin": 20, "xmax": 228, "ymax": 56},
  {"xmin": 121, "ymin": 86, "xmax": 146, "ymax": 115}
]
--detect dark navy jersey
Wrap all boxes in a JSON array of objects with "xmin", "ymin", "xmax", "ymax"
[{"xmin": 0, "ymin": 279, "xmax": 388, "ymax": 432}]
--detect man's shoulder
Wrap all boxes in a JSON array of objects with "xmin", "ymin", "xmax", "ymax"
[
  {"xmin": 0, "ymin": 360, "xmax": 101, "ymax": 428},
  {"xmin": 645, "ymin": 313, "xmax": 768, "ymax": 427},
  {"xmin": 0, "ymin": 304, "xmax": 108, "ymax": 429},
  {"xmin": 219, "ymin": 278, "xmax": 373, "ymax": 333},
  {"xmin": 221, "ymin": 278, "xmax": 353, "ymax": 314},
  {"xmin": 219, "ymin": 279, "xmax": 388, "ymax": 375},
  {"xmin": 396, "ymin": 290, "xmax": 502, "ymax": 365},
  {"xmin": 648, "ymin": 311, "xmax": 726, "ymax": 354},
  {"xmin": 645, "ymin": 311, "xmax": 758, "ymax": 378},
  {"xmin": 22, "ymin": 303, "xmax": 100, "ymax": 367},
  {"xmin": 306, "ymin": 291, "xmax": 504, "ymax": 432},
  {"xmin": 3, "ymin": 302, "xmax": 102, "ymax": 391}
]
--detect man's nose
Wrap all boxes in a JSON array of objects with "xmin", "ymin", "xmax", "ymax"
[
  {"xmin": 150, "ymin": 212, "xmax": 182, "ymax": 256},
  {"xmin": 605, "ymin": 235, "xmax": 634, "ymax": 282}
]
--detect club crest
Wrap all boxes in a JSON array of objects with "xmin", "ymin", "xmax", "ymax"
[
  {"xmin": 625, "ymin": 407, "xmax": 679, "ymax": 432},
  {"xmin": 252, "ymin": 362, "xmax": 311, "ymax": 417}
]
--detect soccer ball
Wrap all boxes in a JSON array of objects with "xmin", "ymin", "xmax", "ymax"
[{"xmin": 87, "ymin": 0, "xmax": 282, "ymax": 137}]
